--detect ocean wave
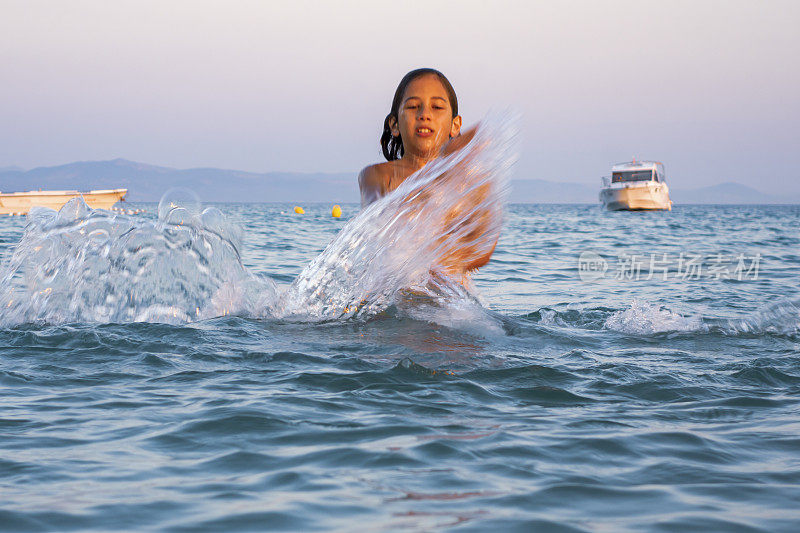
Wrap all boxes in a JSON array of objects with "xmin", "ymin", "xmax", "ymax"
[
  {"xmin": 523, "ymin": 297, "xmax": 800, "ymax": 339},
  {"xmin": 521, "ymin": 303, "xmax": 704, "ymax": 335},
  {"xmin": 722, "ymin": 296, "xmax": 800, "ymax": 337}
]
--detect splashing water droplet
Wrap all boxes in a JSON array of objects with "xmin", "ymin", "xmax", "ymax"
[
  {"xmin": 158, "ymin": 188, "xmax": 201, "ymax": 224},
  {"xmin": 54, "ymin": 197, "xmax": 90, "ymax": 227}
]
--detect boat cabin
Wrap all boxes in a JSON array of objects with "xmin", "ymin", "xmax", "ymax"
[{"xmin": 611, "ymin": 161, "xmax": 666, "ymax": 184}]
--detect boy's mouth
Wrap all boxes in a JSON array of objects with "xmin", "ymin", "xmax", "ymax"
[{"xmin": 415, "ymin": 127, "xmax": 434, "ymax": 137}]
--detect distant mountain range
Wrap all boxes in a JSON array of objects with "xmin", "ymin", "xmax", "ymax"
[
  {"xmin": 1, "ymin": 159, "xmax": 797, "ymax": 204},
  {"xmin": 0, "ymin": 159, "xmax": 355, "ymax": 203}
]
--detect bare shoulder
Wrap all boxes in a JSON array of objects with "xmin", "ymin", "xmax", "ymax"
[
  {"xmin": 358, "ymin": 162, "xmax": 393, "ymax": 188},
  {"xmin": 358, "ymin": 161, "xmax": 396, "ymax": 206}
]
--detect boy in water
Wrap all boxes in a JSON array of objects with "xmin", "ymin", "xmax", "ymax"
[{"xmin": 358, "ymin": 68, "xmax": 495, "ymax": 279}]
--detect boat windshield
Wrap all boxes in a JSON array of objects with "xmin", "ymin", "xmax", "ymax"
[{"xmin": 612, "ymin": 170, "xmax": 653, "ymax": 183}]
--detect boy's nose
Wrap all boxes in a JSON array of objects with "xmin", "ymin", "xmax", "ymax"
[{"xmin": 417, "ymin": 105, "xmax": 432, "ymax": 120}]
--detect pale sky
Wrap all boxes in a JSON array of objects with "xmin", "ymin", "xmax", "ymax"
[{"xmin": 1, "ymin": 0, "xmax": 798, "ymax": 191}]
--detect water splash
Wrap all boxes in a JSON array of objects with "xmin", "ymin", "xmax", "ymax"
[
  {"xmin": 603, "ymin": 300, "xmax": 705, "ymax": 335},
  {"xmin": 0, "ymin": 113, "xmax": 517, "ymax": 329},
  {"xmin": 724, "ymin": 296, "xmax": 800, "ymax": 337},
  {"xmin": 278, "ymin": 112, "xmax": 516, "ymax": 321},
  {"xmin": 0, "ymin": 191, "xmax": 275, "ymax": 326}
]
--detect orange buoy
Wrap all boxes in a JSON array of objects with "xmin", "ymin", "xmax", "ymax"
[
  {"xmin": 331, "ymin": 205, "xmax": 342, "ymax": 218},
  {"xmin": 294, "ymin": 206, "xmax": 305, "ymax": 214}
]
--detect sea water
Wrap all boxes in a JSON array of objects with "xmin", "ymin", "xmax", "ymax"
[{"xmin": 1, "ymin": 122, "xmax": 799, "ymax": 530}]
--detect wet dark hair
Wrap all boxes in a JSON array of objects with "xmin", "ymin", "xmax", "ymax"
[{"xmin": 380, "ymin": 68, "xmax": 459, "ymax": 161}]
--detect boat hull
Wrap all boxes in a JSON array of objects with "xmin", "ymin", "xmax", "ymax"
[
  {"xmin": 600, "ymin": 183, "xmax": 672, "ymax": 211},
  {"xmin": 0, "ymin": 189, "xmax": 127, "ymax": 215}
]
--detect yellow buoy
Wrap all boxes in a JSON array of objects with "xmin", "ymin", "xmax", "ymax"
[
  {"xmin": 294, "ymin": 206, "xmax": 305, "ymax": 214},
  {"xmin": 331, "ymin": 205, "xmax": 342, "ymax": 218}
]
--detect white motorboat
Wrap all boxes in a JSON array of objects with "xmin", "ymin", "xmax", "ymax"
[{"xmin": 600, "ymin": 160, "xmax": 672, "ymax": 211}]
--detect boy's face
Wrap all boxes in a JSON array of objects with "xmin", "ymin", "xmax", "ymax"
[{"xmin": 391, "ymin": 74, "xmax": 462, "ymax": 159}]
